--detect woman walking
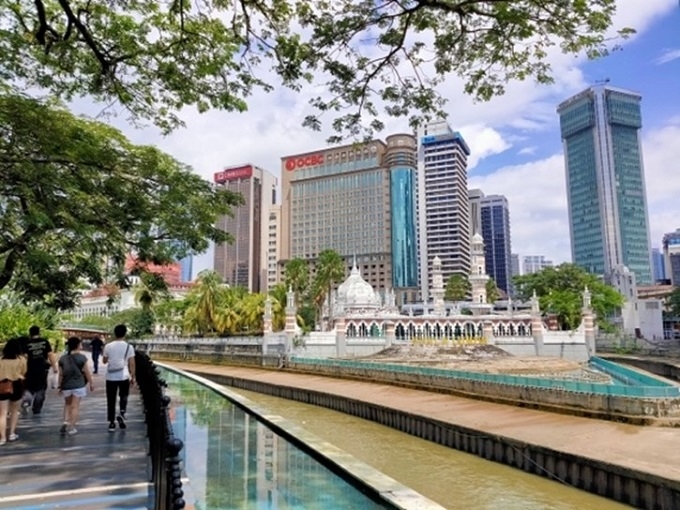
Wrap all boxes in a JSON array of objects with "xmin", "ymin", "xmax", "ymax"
[
  {"xmin": 58, "ymin": 337, "xmax": 94, "ymax": 436},
  {"xmin": 0, "ymin": 337, "xmax": 27, "ymax": 445}
]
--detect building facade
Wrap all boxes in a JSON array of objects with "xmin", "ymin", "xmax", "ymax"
[
  {"xmin": 662, "ymin": 229, "xmax": 680, "ymax": 286},
  {"xmin": 511, "ymin": 253, "xmax": 521, "ymax": 278},
  {"xmin": 179, "ymin": 254, "xmax": 193, "ymax": 282},
  {"xmin": 213, "ymin": 164, "xmax": 277, "ymax": 292},
  {"xmin": 416, "ymin": 121, "xmax": 471, "ymax": 302},
  {"xmin": 523, "ymin": 255, "xmax": 554, "ymax": 275},
  {"xmin": 651, "ymin": 248, "xmax": 666, "ymax": 283},
  {"xmin": 280, "ymin": 136, "xmax": 419, "ymax": 301},
  {"xmin": 557, "ymin": 85, "xmax": 653, "ymax": 284},
  {"xmin": 480, "ymin": 194, "xmax": 512, "ymax": 294},
  {"xmin": 468, "ymin": 188, "xmax": 485, "ymax": 239},
  {"xmin": 266, "ymin": 205, "xmax": 282, "ymax": 290}
]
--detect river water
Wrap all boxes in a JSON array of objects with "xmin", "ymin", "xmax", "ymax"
[{"xmin": 228, "ymin": 387, "xmax": 631, "ymax": 510}]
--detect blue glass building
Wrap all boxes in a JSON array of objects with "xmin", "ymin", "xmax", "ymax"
[
  {"xmin": 480, "ymin": 195, "xmax": 512, "ymax": 295},
  {"xmin": 557, "ymin": 86, "xmax": 653, "ymax": 284},
  {"xmin": 385, "ymin": 135, "xmax": 418, "ymax": 289},
  {"xmin": 179, "ymin": 254, "xmax": 193, "ymax": 282}
]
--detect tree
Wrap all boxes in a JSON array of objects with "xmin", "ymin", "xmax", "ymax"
[
  {"xmin": 513, "ymin": 263, "xmax": 624, "ymax": 330},
  {"xmin": 268, "ymin": 283, "xmax": 288, "ymax": 332},
  {"xmin": 312, "ymin": 250, "xmax": 345, "ymax": 330},
  {"xmin": 445, "ymin": 274, "xmax": 470, "ymax": 302},
  {"xmin": 486, "ymin": 278, "xmax": 500, "ymax": 304},
  {"xmin": 0, "ymin": 1, "xmax": 630, "ymax": 136},
  {"xmin": 284, "ymin": 258, "xmax": 310, "ymax": 307},
  {"xmin": 109, "ymin": 308, "xmax": 155, "ymax": 337},
  {"xmin": 183, "ymin": 270, "xmax": 227, "ymax": 335},
  {"xmin": 666, "ymin": 286, "xmax": 680, "ymax": 318},
  {"xmin": 133, "ymin": 272, "xmax": 170, "ymax": 311},
  {"xmin": 0, "ymin": 94, "xmax": 242, "ymax": 309}
]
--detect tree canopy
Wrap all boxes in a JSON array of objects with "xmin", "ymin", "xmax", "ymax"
[
  {"xmin": 0, "ymin": 93, "xmax": 242, "ymax": 308},
  {"xmin": 666, "ymin": 286, "xmax": 680, "ymax": 318},
  {"xmin": 0, "ymin": 0, "xmax": 631, "ymax": 137},
  {"xmin": 445, "ymin": 273, "xmax": 470, "ymax": 302},
  {"xmin": 513, "ymin": 263, "xmax": 624, "ymax": 330}
]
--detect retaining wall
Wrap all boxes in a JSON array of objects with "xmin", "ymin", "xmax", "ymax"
[
  {"xmin": 603, "ymin": 356, "xmax": 680, "ymax": 382},
  {"xmin": 189, "ymin": 370, "xmax": 680, "ymax": 510}
]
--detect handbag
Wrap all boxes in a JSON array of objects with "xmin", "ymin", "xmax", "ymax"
[{"xmin": 0, "ymin": 379, "xmax": 13, "ymax": 395}]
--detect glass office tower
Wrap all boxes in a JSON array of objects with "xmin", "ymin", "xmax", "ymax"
[{"xmin": 557, "ymin": 85, "xmax": 652, "ymax": 284}]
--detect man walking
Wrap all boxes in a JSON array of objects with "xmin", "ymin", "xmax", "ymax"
[
  {"xmin": 103, "ymin": 324, "xmax": 135, "ymax": 432},
  {"xmin": 23, "ymin": 326, "xmax": 58, "ymax": 414},
  {"xmin": 90, "ymin": 336, "xmax": 104, "ymax": 374}
]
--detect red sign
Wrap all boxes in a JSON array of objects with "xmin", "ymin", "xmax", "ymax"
[
  {"xmin": 285, "ymin": 154, "xmax": 324, "ymax": 171},
  {"xmin": 214, "ymin": 165, "xmax": 252, "ymax": 183}
]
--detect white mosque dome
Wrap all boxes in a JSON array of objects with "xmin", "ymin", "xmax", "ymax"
[
  {"xmin": 472, "ymin": 232, "xmax": 484, "ymax": 244},
  {"xmin": 337, "ymin": 261, "xmax": 381, "ymax": 309}
]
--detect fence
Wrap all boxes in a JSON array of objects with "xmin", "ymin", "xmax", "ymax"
[
  {"xmin": 135, "ymin": 350, "xmax": 186, "ymax": 510},
  {"xmin": 290, "ymin": 356, "xmax": 680, "ymax": 398}
]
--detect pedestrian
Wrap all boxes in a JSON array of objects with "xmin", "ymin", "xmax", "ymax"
[
  {"xmin": 90, "ymin": 335, "xmax": 104, "ymax": 374},
  {"xmin": 0, "ymin": 338, "xmax": 28, "ymax": 445},
  {"xmin": 23, "ymin": 326, "xmax": 58, "ymax": 414},
  {"xmin": 57, "ymin": 337, "xmax": 94, "ymax": 436},
  {"xmin": 103, "ymin": 324, "xmax": 135, "ymax": 432}
]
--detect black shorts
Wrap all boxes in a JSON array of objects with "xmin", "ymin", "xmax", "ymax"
[{"xmin": 0, "ymin": 380, "xmax": 24, "ymax": 402}]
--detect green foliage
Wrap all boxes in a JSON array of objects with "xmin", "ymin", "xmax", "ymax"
[
  {"xmin": 666, "ymin": 286, "xmax": 680, "ymax": 318},
  {"xmin": 485, "ymin": 278, "xmax": 500, "ymax": 303},
  {"xmin": 445, "ymin": 273, "xmax": 471, "ymax": 302},
  {"xmin": 312, "ymin": 250, "xmax": 345, "ymax": 330},
  {"xmin": 109, "ymin": 308, "xmax": 155, "ymax": 338},
  {"xmin": 513, "ymin": 263, "xmax": 624, "ymax": 330},
  {"xmin": 284, "ymin": 258, "xmax": 310, "ymax": 306},
  {"xmin": 0, "ymin": 293, "xmax": 63, "ymax": 348},
  {"xmin": 0, "ymin": 93, "xmax": 242, "ymax": 309},
  {"xmin": 0, "ymin": 0, "xmax": 629, "ymax": 137}
]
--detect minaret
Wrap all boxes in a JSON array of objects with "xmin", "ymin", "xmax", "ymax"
[
  {"xmin": 431, "ymin": 256, "xmax": 445, "ymax": 316},
  {"xmin": 469, "ymin": 232, "xmax": 490, "ymax": 304}
]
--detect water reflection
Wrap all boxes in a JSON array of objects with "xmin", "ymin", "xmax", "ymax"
[{"xmin": 162, "ymin": 369, "xmax": 391, "ymax": 510}]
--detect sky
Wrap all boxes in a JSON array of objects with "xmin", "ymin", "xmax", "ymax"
[{"xmin": 96, "ymin": 0, "xmax": 680, "ymax": 277}]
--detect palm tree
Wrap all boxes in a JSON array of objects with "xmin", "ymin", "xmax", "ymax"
[
  {"xmin": 486, "ymin": 278, "xmax": 501, "ymax": 304},
  {"xmin": 238, "ymin": 293, "xmax": 265, "ymax": 333},
  {"xmin": 133, "ymin": 272, "xmax": 168, "ymax": 311},
  {"xmin": 284, "ymin": 258, "xmax": 309, "ymax": 306},
  {"xmin": 268, "ymin": 283, "xmax": 287, "ymax": 332},
  {"xmin": 184, "ymin": 270, "xmax": 226, "ymax": 335},
  {"xmin": 313, "ymin": 249, "xmax": 345, "ymax": 330}
]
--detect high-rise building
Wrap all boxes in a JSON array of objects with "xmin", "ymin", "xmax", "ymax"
[
  {"xmin": 651, "ymin": 248, "xmax": 666, "ymax": 283},
  {"xmin": 479, "ymin": 194, "xmax": 512, "ymax": 294},
  {"xmin": 557, "ymin": 85, "xmax": 653, "ymax": 284},
  {"xmin": 266, "ymin": 205, "xmax": 282, "ymax": 290},
  {"xmin": 416, "ymin": 121, "xmax": 471, "ymax": 302},
  {"xmin": 213, "ymin": 164, "xmax": 277, "ymax": 292},
  {"xmin": 280, "ymin": 135, "xmax": 419, "ymax": 302},
  {"xmin": 662, "ymin": 229, "xmax": 680, "ymax": 285},
  {"xmin": 511, "ymin": 253, "xmax": 521, "ymax": 278},
  {"xmin": 468, "ymin": 188, "xmax": 485, "ymax": 239},
  {"xmin": 523, "ymin": 255, "xmax": 554, "ymax": 275}
]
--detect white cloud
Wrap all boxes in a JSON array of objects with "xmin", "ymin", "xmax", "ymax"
[
  {"xmin": 654, "ymin": 48, "xmax": 680, "ymax": 65},
  {"xmin": 459, "ymin": 125, "xmax": 512, "ymax": 170},
  {"xmin": 517, "ymin": 147, "xmax": 538, "ymax": 156}
]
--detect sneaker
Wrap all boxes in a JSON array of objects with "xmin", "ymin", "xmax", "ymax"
[
  {"xmin": 21, "ymin": 400, "xmax": 30, "ymax": 408},
  {"xmin": 108, "ymin": 422, "xmax": 116, "ymax": 432},
  {"xmin": 60, "ymin": 423, "xmax": 68, "ymax": 435},
  {"xmin": 67, "ymin": 427, "xmax": 78, "ymax": 436},
  {"xmin": 116, "ymin": 415, "xmax": 127, "ymax": 430},
  {"xmin": 0, "ymin": 439, "xmax": 6, "ymax": 446},
  {"xmin": 8, "ymin": 434, "xmax": 18, "ymax": 442}
]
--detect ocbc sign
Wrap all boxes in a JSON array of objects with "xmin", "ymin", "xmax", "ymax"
[{"xmin": 285, "ymin": 154, "xmax": 324, "ymax": 171}]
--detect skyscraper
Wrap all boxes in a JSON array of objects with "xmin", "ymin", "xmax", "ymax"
[
  {"xmin": 468, "ymin": 188, "xmax": 485, "ymax": 239},
  {"xmin": 523, "ymin": 255, "xmax": 554, "ymax": 275},
  {"xmin": 557, "ymin": 85, "xmax": 653, "ymax": 284},
  {"xmin": 179, "ymin": 254, "xmax": 193, "ymax": 282},
  {"xmin": 416, "ymin": 121, "xmax": 471, "ymax": 301},
  {"xmin": 480, "ymin": 194, "xmax": 512, "ymax": 294},
  {"xmin": 280, "ymin": 135, "xmax": 419, "ymax": 302},
  {"xmin": 662, "ymin": 229, "xmax": 680, "ymax": 285},
  {"xmin": 651, "ymin": 248, "xmax": 665, "ymax": 283},
  {"xmin": 510, "ymin": 253, "xmax": 521, "ymax": 278},
  {"xmin": 213, "ymin": 164, "xmax": 277, "ymax": 292}
]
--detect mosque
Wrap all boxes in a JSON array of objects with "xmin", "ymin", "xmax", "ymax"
[{"xmin": 272, "ymin": 234, "xmax": 595, "ymax": 361}]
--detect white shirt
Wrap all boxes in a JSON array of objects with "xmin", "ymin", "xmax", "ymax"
[{"xmin": 103, "ymin": 340, "xmax": 135, "ymax": 381}]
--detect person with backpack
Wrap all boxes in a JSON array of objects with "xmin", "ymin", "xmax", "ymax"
[
  {"xmin": 57, "ymin": 337, "xmax": 94, "ymax": 436},
  {"xmin": 103, "ymin": 324, "xmax": 135, "ymax": 432},
  {"xmin": 23, "ymin": 326, "xmax": 58, "ymax": 414}
]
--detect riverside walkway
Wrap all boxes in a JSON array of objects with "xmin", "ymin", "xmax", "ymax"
[
  {"xmin": 169, "ymin": 362, "xmax": 680, "ymax": 499},
  {"xmin": 0, "ymin": 372, "xmax": 150, "ymax": 509}
]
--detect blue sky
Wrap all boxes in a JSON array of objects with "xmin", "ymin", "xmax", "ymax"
[{"xmin": 111, "ymin": 0, "xmax": 680, "ymax": 276}]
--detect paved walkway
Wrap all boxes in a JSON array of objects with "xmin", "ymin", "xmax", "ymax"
[
  {"xmin": 172, "ymin": 362, "xmax": 680, "ymax": 485},
  {"xmin": 0, "ymin": 371, "xmax": 151, "ymax": 509}
]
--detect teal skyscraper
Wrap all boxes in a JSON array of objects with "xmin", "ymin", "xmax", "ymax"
[{"xmin": 557, "ymin": 85, "xmax": 652, "ymax": 284}]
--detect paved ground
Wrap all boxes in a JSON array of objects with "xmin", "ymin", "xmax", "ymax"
[
  {"xmin": 0, "ymin": 371, "xmax": 151, "ymax": 509},
  {"xmin": 171, "ymin": 362, "xmax": 680, "ymax": 485}
]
